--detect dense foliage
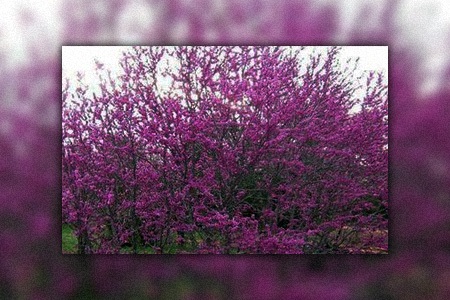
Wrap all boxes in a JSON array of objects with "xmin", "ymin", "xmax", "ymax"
[{"xmin": 62, "ymin": 46, "xmax": 388, "ymax": 254}]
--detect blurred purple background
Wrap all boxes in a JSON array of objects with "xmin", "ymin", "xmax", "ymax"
[{"xmin": 1, "ymin": 0, "xmax": 450, "ymax": 298}]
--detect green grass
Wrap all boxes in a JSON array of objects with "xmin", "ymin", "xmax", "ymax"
[
  {"xmin": 61, "ymin": 225, "xmax": 240, "ymax": 254},
  {"xmin": 118, "ymin": 244, "xmax": 156, "ymax": 254},
  {"xmin": 62, "ymin": 223, "xmax": 77, "ymax": 254}
]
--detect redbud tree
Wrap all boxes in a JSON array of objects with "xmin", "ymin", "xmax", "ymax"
[{"xmin": 62, "ymin": 46, "xmax": 387, "ymax": 254}]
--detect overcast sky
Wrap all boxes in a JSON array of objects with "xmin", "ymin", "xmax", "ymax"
[
  {"xmin": 62, "ymin": 46, "xmax": 388, "ymax": 74},
  {"xmin": 62, "ymin": 46, "xmax": 388, "ymax": 93}
]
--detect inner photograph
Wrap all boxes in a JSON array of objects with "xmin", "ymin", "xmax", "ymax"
[{"xmin": 62, "ymin": 46, "xmax": 388, "ymax": 254}]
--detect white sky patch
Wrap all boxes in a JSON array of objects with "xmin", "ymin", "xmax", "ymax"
[
  {"xmin": 340, "ymin": 46, "xmax": 388, "ymax": 73},
  {"xmin": 116, "ymin": 0, "xmax": 161, "ymax": 43},
  {"xmin": 62, "ymin": 46, "xmax": 388, "ymax": 89},
  {"xmin": 62, "ymin": 46, "xmax": 389, "ymax": 74},
  {"xmin": 62, "ymin": 46, "xmax": 127, "ymax": 84},
  {"xmin": 395, "ymin": 0, "xmax": 450, "ymax": 95},
  {"xmin": 1, "ymin": 0, "xmax": 61, "ymax": 67}
]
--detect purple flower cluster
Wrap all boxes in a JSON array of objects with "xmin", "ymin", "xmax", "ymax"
[{"xmin": 62, "ymin": 46, "xmax": 388, "ymax": 254}]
